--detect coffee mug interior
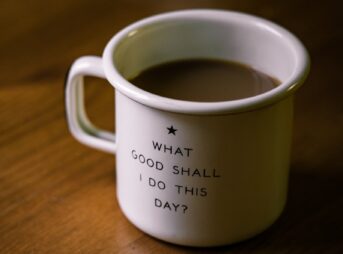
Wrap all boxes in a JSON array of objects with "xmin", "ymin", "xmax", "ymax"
[
  {"xmin": 113, "ymin": 15, "xmax": 296, "ymax": 85},
  {"xmin": 103, "ymin": 10, "xmax": 309, "ymax": 114}
]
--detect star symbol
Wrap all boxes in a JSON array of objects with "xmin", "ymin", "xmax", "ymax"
[{"xmin": 167, "ymin": 125, "xmax": 177, "ymax": 135}]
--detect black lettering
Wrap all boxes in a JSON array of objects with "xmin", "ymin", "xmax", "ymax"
[
  {"xmin": 172, "ymin": 165, "xmax": 179, "ymax": 175},
  {"xmin": 203, "ymin": 169, "xmax": 211, "ymax": 177},
  {"xmin": 131, "ymin": 149, "xmax": 137, "ymax": 159},
  {"xmin": 175, "ymin": 184, "xmax": 182, "ymax": 194},
  {"xmin": 185, "ymin": 186, "xmax": 194, "ymax": 196},
  {"xmin": 152, "ymin": 141, "xmax": 162, "ymax": 151},
  {"xmin": 154, "ymin": 198, "xmax": 162, "ymax": 207},
  {"xmin": 181, "ymin": 167, "xmax": 190, "ymax": 176},
  {"xmin": 213, "ymin": 168, "xmax": 221, "ymax": 178},
  {"xmin": 154, "ymin": 198, "xmax": 188, "ymax": 214},
  {"xmin": 163, "ymin": 144, "xmax": 173, "ymax": 154},
  {"xmin": 174, "ymin": 147, "xmax": 183, "ymax": 156},
  {"xmin": 156, "ymin": 161, "xmax": 164, "ymax": 170},
  {"xmin": 149, "ymin": 177, "xmax": 166, "ymax": 190},
  {"xmin": 192, "ymin": 169, "xmax": 201, "ymax": 177},
  {"xmin": 149, "ymin": 177, "xmax": 156, "ymax": 187},
  {"xmin": 157, "ymin": 181, "xmax": 166, "ymax": 190},
  {"xmin": 200, "ymin": 188, "xmax": 207, "ymax": 197},
  {"xmin": 174, "ymin": 185, "xmax": 207, "ymax": 197},
  {"xmin": 131, "ymin": 150, "xmax": 164, "ymax": 171},
  {"xmin": 163, "ymin": 201, "xmax": 172, "ymax": 211},
  {"xmin": 184, "ymin": 148, "xmax": 193, "ymax": 157},
  {"xmin": 138, "ymin": 154, "xmax": 145, "ymax": 163},
  {"xmin": 170, "ymin": 166, "xmax": 221, "ymax": 178},
  {"xmin": 172, "ymin": 203, "xmax": 180, "ymax": 212},
  {"xmin": 152, "ymin": 141, "xmax": 193, "ymax": 157},
  {"xmin": 146, "ymin": 158, "xmax": 154, "ymax": 167}
]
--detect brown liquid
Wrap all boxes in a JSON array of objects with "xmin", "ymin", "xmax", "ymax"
[{"xmin": 129, "ymin": 59, "xmax": 280, "ymax": 102}]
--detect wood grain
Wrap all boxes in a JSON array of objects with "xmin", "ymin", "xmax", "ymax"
[{"xmin": 1, "ymin": 0, "xmax": 342, "ymax": 253}]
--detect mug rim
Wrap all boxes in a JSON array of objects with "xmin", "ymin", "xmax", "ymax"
[{"xmin": 103, "ymin": 9, "xmax": 310, "ymax": 115}]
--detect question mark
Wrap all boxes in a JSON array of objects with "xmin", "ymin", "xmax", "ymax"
[{"xmin": 182, "ymin": 205, "xmax": 188, "ymax": 214}]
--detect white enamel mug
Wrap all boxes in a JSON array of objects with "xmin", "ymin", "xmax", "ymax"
[{"xmin": 65, "ymin": 10, "xmax": 309, "ymax": 247}]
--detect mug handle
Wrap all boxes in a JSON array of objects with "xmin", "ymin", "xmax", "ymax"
[{"xmin": 65, "ymin": 56, "xmax": 116, "ymax": 154}]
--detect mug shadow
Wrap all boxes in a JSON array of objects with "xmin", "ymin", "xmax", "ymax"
[{"xmin": 156, "ymin": 166, "xmax": 343, "ymax": 253}]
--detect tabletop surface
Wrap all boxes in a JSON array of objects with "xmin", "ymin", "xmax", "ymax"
[{"xmin": 1, "ymin": 0, "xmax": 342, "ymax": 253}]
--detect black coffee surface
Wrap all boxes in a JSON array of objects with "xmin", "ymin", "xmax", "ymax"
[{"xmin": 129, "ymin": 59, "xmax": 280, "ymax": 102}]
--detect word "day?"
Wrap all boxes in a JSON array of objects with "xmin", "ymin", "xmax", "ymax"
[{"xmin": 154, "ymin": 198, "xmax": 188, "ymax": 213}]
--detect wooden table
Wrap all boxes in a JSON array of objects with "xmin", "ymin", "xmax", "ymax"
[{"xmin": 1, "ymin": 0, "xmax": 342, "ymax": 253}]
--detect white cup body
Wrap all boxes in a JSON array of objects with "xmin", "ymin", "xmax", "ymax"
[{"xmin": 115, "ymin": 92, "xmax": 293, "ymax": 246}]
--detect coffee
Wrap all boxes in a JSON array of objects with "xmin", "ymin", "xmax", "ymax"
[{"xmin": 129, "ymin": 59, "xmax": 280, "ymax": 102}]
